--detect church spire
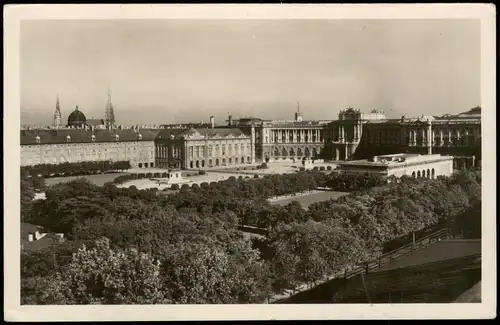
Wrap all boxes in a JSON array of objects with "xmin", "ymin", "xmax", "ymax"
[
  {"xmin": 104, "ymin": 87, "xmax": 116, "ymax": 127},
  {"xmin": 53, "ymin": 94, "xmax": 62, "ymax": 128}
]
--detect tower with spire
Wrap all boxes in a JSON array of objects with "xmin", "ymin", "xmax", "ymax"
[
  {"xmin": 295, "ymin": 101, "xmax": 303, "ymax": 122},
  {"xmin": 53, "ymin": 95, "xmax": 62, "ymax": 128},
  {"xmin": 104, "ymin": 87, "xmax": 116, "ymax": 127}
]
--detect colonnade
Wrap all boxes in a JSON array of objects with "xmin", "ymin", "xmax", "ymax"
[{"xmin": 270, "ymin": 129, "xmax": 323, "ymax": 144}]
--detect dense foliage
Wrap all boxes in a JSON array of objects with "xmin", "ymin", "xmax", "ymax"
[
  {"xmin": 21, "ymin": 168, "xmax": 481, "ymax": 304},
  {"xmin": 21, "ymin": 160, "xmax": 131, "ymax": 177}
]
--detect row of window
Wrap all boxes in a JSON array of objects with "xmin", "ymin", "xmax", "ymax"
[
  {"xmin": 187, "ymin": 156, "xmax": 252, "ymax": 169},
  {"xmin": 23, "ymin": 142, "xmax": 151, "ymax": 149}
]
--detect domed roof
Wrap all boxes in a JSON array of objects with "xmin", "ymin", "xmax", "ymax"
[{"xmin": 67, "ymin": 105, "xmax": 86, "ymax": 127}]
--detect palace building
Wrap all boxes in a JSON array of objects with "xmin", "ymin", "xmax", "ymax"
[
  {"xmin": 323, "ymin": 106, "xmax": 481, "ymax": 168},
  {"xmin": 21, "ymin": 91, "xmax": 161, "ymax": 168},
  {"xmin": 230, "ymin": 104, "xmax": 332, "ymax": 163},
  {"xmin": 20, "ymin": 127, "xmax": 160, "ymax": 168},
  {"xmin": 154, "ymin": 127, "xmax": 254, "ymax": 170}
]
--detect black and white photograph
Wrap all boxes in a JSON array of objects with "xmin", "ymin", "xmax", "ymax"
[{"xmin": 4, "ymin": 4, "xmax": 496, "ymax": 321}]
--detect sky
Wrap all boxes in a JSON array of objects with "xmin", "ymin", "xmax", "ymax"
[{"xmin": 20, "ymin": 19, "xmax": 480, "ymax": 125}]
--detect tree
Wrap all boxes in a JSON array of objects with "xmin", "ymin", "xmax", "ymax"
[{"xmin": 48, "ymin": 237, "xmax": 169, "ymax": 304}]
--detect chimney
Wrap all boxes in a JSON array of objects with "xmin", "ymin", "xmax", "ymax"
[
  {"xmin": 228, "ymin": 115, "xmax": 233, "ymax": 127},
  {"xmin": 210, "ymin": 116, "xmax": 215, "ymax": 128}
]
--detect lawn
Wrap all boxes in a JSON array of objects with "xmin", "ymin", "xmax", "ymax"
[
  {"xmin": 270, "ymin": 190, "xmax": 348, "ymax": 210},
  {"xmin": 44, "ymin": 173, "xmax": 128, "ymax": 187}
]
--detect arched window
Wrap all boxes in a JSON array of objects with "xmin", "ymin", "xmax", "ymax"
[
  {"xmin": 417, "ymin": 171, "xmax": 421, "ymax": 178},
  {"xmin": 215, "ymin": 158, "xmax": 219, "ymax": 166},
  {"xmin": 426, "ymin": 169, "xmax": 430, "ymax": 178},
  {"xmin": 412, "ymin": 171, "xmax": 416, "ymax": 178},
  {"xmin": 190, "ymin": 161, "xmax": 194, "ymax": 169},
  {"xmin": 431, "ymin": 168, "xmax": 435, "ymax": 179}
]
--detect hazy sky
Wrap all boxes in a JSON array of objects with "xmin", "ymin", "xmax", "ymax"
[{"xmin": 21, "ymin": 19, "xmax": 480, "ymax": 125}]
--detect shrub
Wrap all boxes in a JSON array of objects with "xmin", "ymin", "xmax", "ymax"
[
  {"xmin": 327, "ymin": 166, "xmax": 332, "ymax": 171},
  {"xmin": 299, "ymin": 167, "xmax": 306, "ymax": 171},
  {"xmin": 170, "ymin": 184, "xmax": 180, "ymax": 190},
  {"xmin": 319, "ymin": 166, "xmax": 326, "ymax": 171},
  {"xmin": 146, "ymin": 173, "xmax": 153, "ymax": 178},
  {"xmin": 254, "ymin": 174, "xmax": 259, "ymax": 178},
  {"xmin": 200, "ymin": 182, "xmax": 209, "ymax": 188},
  {"xmin": 261, "ymin": 163, "xmax": 269, "ymax": 169},
  {"xmin": 137, "ymin": 173, "xmax": 145, "ymax": 179},
  {"xmin": 162, "ymin": 172, "xmax": 168, "ymax": 177},
  {"xmin": 113, "ymin": 174, "xmax": 135, "ymax": 185},
  {"xmin": 313, "ymin": 167, "xmax": 319, "ymax": 171},
  {"xmin": 191, "ymin": 183, "xmax": 200, "ymax": 189},
  {"xmin": 198, "ymin": 170, "xmax": 206, "ymax": 175},
  {"xmin": 228, "ymin": 176, "xmax": 236, "ymax": 181},
  {"xmin": 238, "ymin": 176, "xmax": 243, "ymax": 180},
  {"xmin": 181, "ymin": 184, "xmax": 190, "ymax": 190}
]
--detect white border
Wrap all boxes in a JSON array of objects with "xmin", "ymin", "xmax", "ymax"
[{"xmin": 4, "ymin": 4, "xmax": 496, "ymax": 321}]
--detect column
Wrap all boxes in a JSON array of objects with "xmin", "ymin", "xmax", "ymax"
[
  {"xmin": 440, "ymin": 130, "xmax": 444, "ymax": 146},
  {"xmin": 337, "ymin": 126, "xmax": 341, "ymax": 142},
  {"xmin": 448, "ymin": 130, "xmax": 452, "ymax": 146},
  {"xmin": 456, "ymin": 129, "xmax": 461, "ymax": 146}
]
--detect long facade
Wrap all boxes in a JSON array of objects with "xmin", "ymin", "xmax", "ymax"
[
  {"xmin": 20, "ymin": 128, "xmax": 160, "ymax": 168},
  {"xmin": 155, "ymin": 127, "xmax": 255, "ymax": 170},
  {"xmin": 323, "ymin": 106, "xmax": 481, "ymax": 167},
  {"xmin": 232, "ymin": 112, "xmax": 331, "ymax": 162}
]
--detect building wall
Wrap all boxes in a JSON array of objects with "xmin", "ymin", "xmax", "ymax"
[
  {"xmin": 260, "ymin": 126, "xmax": 325, "ymax": 162},
  {"xmin": 387, "ymin": 159, "xmax": 453, "ymax": 178},
  {"xmin": 324, "ymin": 111, "xmax": 481, "ymax": 161},
  {"xmin": 155, "ymin": 139, "xmax": 185, "ymax": 169},
  {"xmin": 21, "ymin": 141, "xmax": 155, "ymax": 168},
  {"xmin": 339, "ymin": 157, "xmax": 454, "ymax": 179},
  {"xmin": 154, "ymin": 136, "xmax": 253, "ymax": 169},
  {"xmin": 185, "ymin": 137, "xmax": 253, "ymax": 169}
]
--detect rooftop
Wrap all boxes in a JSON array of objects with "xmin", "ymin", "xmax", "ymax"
[{"xmin": 338, "ymin": 153, "xmax": 453, "ymax": 168}]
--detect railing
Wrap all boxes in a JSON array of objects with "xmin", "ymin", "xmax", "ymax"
[
  {"xmin": 272, "ymin": 227, "xmax": 453, "ymax": 304},
  {"xmin": 343, "ymin": 228, "xmax": 452, "ymax": 279}
]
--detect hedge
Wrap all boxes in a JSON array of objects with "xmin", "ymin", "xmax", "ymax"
[{"xmin": 21, "ymin": 160, "xmax": 131, "ymax": 177}]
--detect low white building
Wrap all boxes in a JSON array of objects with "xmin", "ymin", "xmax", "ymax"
[{"xmin": 337, "ymin": 153, "xmax": 454, "ymax": 179}]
